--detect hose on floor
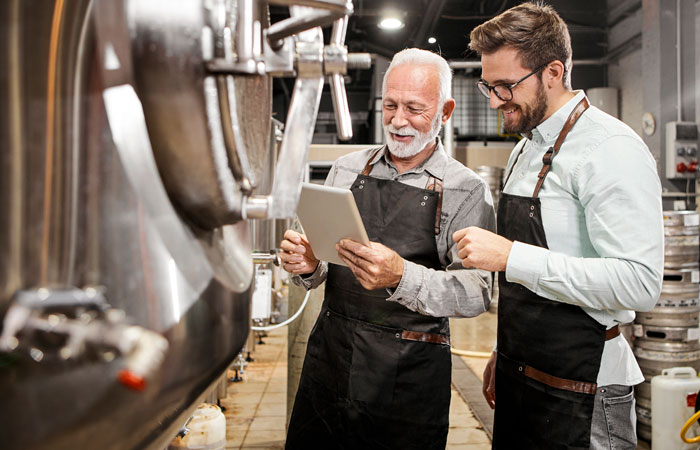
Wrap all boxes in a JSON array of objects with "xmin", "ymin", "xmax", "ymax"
[
  {"xmin": 681, "ymin": 409, "xmax": 700, "ymax": 443},
  {"xmin": 250, "ymin": 288, "xmax": 312, "ymax": 332},
  {"xmin": 450, "ymin": 348, "xmax": 492, "ymax": 358}
]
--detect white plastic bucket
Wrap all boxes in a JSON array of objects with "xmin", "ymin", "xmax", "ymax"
[
  {"xmin": 168, "ymin": 403, "xmax": 226, "ymax": 450},
  {"xmin": 651, "ymin": 366, "xmax": 700, "ymax": 449}
]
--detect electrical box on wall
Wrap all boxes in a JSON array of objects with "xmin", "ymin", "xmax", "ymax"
[{"xmin": 665, "ymin": 121, "xmax": 699, "ymax": 179}]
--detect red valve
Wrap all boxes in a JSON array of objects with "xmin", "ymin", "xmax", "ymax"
[
  {"xmin": 118, "ymin": 370, "xmax": 146, "ymax": 391},
  {"xmin": 677, "ymin": 162, "xmax": 689, "ymax": 173},
  {"xmin": 689, "ymin": 161, "xmax": 699, "ymax": 172}
]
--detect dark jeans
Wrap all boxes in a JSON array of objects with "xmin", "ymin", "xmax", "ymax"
[{"xmin": 589, "ymin": 384, "xmax": 637, "ymax": 450}]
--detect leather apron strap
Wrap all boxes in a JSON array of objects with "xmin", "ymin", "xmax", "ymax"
[
  {"xmin": 532, "ymin": 97, "xmax": 589, "ymax": 197},
  {"xmin": 501, "ymin": 97, "xmax": 590, "ymax": 196}
]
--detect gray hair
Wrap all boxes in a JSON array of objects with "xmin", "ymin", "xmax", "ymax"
[{"xmin": 382, "ymin": 48, "xmax": 453, "ymax": 107}]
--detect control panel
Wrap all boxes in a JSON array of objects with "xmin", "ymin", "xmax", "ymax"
[{"xmin": 665, "ymin": 121, "xmax": 699, "ymax": 179}]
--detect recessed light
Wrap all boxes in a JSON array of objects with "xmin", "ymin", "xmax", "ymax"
[
  {"xmin": 428, "ymin": 37, "xmax": 437, "ymax": 44},
  {"xmin": 378, "ymin": 17, "xmax": 404, "ymax": 30}
]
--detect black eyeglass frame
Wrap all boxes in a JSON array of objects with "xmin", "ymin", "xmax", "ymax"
[{"xmin": 476, "ymin": 62, "xmax": 550, "ymax": 102}]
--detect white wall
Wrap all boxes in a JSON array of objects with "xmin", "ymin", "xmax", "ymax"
[{"xmin": 607, "ymin": 48, "xmax": 644, "ymax": 137}]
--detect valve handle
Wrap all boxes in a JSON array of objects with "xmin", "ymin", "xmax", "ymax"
[{"xmin": 329, "ymin": 16, "xmax": 352, "ymax": 141}]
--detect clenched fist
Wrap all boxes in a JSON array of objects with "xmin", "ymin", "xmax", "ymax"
[{"xmin": 452, "ymin": 226, "xmax": 513, "ymax": 272}]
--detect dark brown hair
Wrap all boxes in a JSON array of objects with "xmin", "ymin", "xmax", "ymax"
[{"xmin": 469, "ymin": 1, "xmax": 572, "ymax": 88}]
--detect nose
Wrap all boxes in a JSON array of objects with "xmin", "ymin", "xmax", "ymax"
[
  {"xmin": 391, "ymin": 106, "xmax": 409, "ymax": 129},
  {"xmin": 489, "ymin": 92, "xmax": 506, "ymax": 110}
]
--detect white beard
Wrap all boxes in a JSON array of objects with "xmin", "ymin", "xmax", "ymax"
[{"xmin": 384, "ymin": 112, "xmax": 442, "ymax": 158}]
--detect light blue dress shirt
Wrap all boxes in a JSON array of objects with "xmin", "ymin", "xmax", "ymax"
[{"xmin": 503, "ymin": 90, "xmax": 664, "ymax": 386}]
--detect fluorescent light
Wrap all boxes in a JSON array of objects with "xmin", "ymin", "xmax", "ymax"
[
  {"xmin": 428, "ymin": 37, "xmax": 437, "ymax": 44},
  {"xmin": 378, "ymin": 17, "xmax": 404, "ymax": 30}
]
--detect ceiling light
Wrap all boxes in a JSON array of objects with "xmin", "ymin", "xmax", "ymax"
[
  {"xmin": 378, "ymin": 17, "xmax": 404, "ymax": 30},
  {"xmin": 428, "ymin": 37, "xmax": 437, "ymax": 44}
]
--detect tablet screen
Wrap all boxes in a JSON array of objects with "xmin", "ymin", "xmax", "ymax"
[{"xmin": 296, "ymin": 183, "xmax": 370, "ymax": 266}]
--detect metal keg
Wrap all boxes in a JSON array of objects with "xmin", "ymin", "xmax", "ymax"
[
  {"xmin": 634, "ymin": 403, "xmax": 651, "ymax": 441},
  {"xmin": 636, "ymin": 269, "xmax": 700, "ymax": 326},
  {"xmin": 659, "ymin": 268, "xmax": 700, "ymax": 304},
  {"xmin": 635, "ymin": 308, "xmax": 700, "ymax": 327},
  {"xmin": 475, "ymin": 166, "xmax": 504, "ymax": 209},
  {"xmin": 634, "ymin": 324, "xmax": 700, "ymax": 342},
  {"xmin": 634, "ymin": 340, "xmax": 700, "ymax": 376},
  {"xmin": 633, "ymin": 341, "xmax": 700, "ymax": 406},
  {"xmin": 663, "ymin": 211, "xmax": 700, "ymax": 269},
  {"xmin": 636, "ymin": 404, "xmax": 652, "ymax": 427}
]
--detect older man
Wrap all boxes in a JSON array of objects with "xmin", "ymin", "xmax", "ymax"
[{"xmin": 282, "ymin": 48, "xmax": 495, "ymax": 449}]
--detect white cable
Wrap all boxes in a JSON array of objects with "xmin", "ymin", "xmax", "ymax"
[{"xmin": 250, "ymin": 288, "xmax": 312, "ymax": 331}]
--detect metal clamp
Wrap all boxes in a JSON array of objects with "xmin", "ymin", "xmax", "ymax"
[{"xmin": 252, "ymin": 249, "xmax": 282, "ymax": 266}]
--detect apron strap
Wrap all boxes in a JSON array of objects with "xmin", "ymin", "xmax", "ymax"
[
  {"xmin": 361, "ymin": 148, "xmax": 383, "ymax": 176},
  {"xmin": 532, "ymin": 97, "xmax": 590, "ymax": 198},
  {"xmin": 426, "ymin": 177, "xmax": 443, "ymax": 235}
]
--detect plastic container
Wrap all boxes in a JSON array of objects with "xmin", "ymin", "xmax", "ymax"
[
  {"xmin": 651, "ymin": 367, "xmax": 700, "ymax": 449},
  {"xmin": 168, "ymin": 403, "xmax": 226, "ymax": 450}
]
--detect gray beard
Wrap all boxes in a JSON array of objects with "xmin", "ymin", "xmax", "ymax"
[{"xmin": 384, "ymin": 112, "xmax": 442, "ymax": 158}]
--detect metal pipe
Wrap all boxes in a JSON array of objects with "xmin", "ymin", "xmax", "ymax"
[
  {"xmin": 449, "ymin": 58, "xmax": 614, "ymax": 70},
  {"xmin": 676, "ymin": 0, "xmax": 682, "ymax": 122},
  {"xmin": 266, "ymin": 0, "xmax": 351, "ymax": 15},
  {"xmin": 329, "ymin": 16, "xmax": 352, "ymax": 140},
  {"xmin": 236, "ymin": 0, "xmax": 255, "ymax": 62}
]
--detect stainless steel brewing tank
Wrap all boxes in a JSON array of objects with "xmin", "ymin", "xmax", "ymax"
[{"xmin": 0, "ymin": 1, "xmax": 258, "ymax": 448}]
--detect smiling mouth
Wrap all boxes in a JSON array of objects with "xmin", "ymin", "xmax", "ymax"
[
  {"xmin": 501, "ymin": 106, "xmax": 518, "ymax": 117},
  {"xmin": 391, "ymin": 133, "xmax": 414, "ymax": 141}
]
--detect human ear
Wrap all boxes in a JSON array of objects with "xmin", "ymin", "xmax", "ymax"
[
  {"xmin": 441, "ymin": 99, "xmax": 456, "ymax": 124},
  {"xmin": 545, "ymin": 61, "xmax": 565, "ymax": 88}
]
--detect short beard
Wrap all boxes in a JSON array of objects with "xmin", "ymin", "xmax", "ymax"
[
  {"xmin": 503, "ymin": 78, "xmax": 548, "ymax": 135},
  {"xmin": 384, "ymin": 111, "xmax": 442, "ymax": 158}
]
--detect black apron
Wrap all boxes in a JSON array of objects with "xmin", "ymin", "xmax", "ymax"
[
  {"xmin": 286, "ymin": 149, "xmax": 452, "ymax": 450},
  {"xmin": 493, "ymin": 98, "xmax": 609, "ymax": 449}
]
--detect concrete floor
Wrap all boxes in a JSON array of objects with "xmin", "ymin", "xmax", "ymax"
[
  {"xmin": 220, "ymin": 307, "xmax": 651, "ymax": 449},
  {"xmin": 222, "ymin": 311, "xmax": 497, "ymax": 449}
]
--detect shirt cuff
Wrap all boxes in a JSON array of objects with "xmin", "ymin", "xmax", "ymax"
[
  {"xmin": 505, "ymin": 241, "xmax": 549, "ymax": 292},
  {"xmin": 386, "ymin": 259, "xmax": 423, "ymax": 305},
  {"xmin": 292, "ymin": 261, "xmax": 327, "ymax": 290}
]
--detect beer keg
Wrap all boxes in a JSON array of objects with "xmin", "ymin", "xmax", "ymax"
[
  {"xmin": 475, "ymin": 165, "xmax": 504, "ymax": 209},
  {"xmin": 663, "ymin": 211, "xmax": 700, "ymax": 269}
]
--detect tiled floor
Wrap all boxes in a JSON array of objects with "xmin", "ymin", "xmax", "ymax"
[{"xmin": 222, "ymin": 325, "xmax": 493, "ymax": 449}]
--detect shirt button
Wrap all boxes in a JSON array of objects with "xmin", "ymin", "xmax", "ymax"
[
  {"xmin": 395, "ymin": 332, "xmax": 400, "ymax": 338},
  {"xmin": 529, "ymin": 212, "xmax": 534, "ymax": 218},
  {"xmin": 530, "ymin": 205, "xmax": 535, "ymax": 211},
  {"xmin": 423, "ymin": 195, "xmax": 428, "ymax": 200},
  {"xmin": 359, "ymin": 185, "xmax": 364, "ymax": 189},
  {"xmin": 326, "ymin": 311, "xmax": 330, "ymax": 317},
  {"xmin": 360, "ymin": 180, "xmax": 365, "ymax": 184},
  {"xmin": 518, "ymin": 366, "xmax": 523, "ymax": 372},
  {"xmin": 420, "ymin": 202, "xmax": 426, "ymax": 206}
]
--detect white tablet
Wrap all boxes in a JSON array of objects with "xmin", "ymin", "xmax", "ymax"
[{"xmin": 296, "ymin": 182, "xmax": 370, "ymax": 266}]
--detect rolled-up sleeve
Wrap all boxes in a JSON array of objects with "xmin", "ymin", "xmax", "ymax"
[{"xmin": 387, "ymin": 180, "xmax": 496, "ymax": 317}]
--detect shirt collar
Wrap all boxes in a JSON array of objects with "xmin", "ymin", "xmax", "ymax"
[
  {"xmin": 529, "ymin": 90, "xmax": 587, "ymax": 145},
  {"xmin": 372, "ymin": 138, "xmax": 449, "ymax": 180}
]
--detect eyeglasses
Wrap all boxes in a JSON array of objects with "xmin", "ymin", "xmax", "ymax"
[{"xmin": 476, "ymin": 62, "xmax": 549, "ymax": 102}]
